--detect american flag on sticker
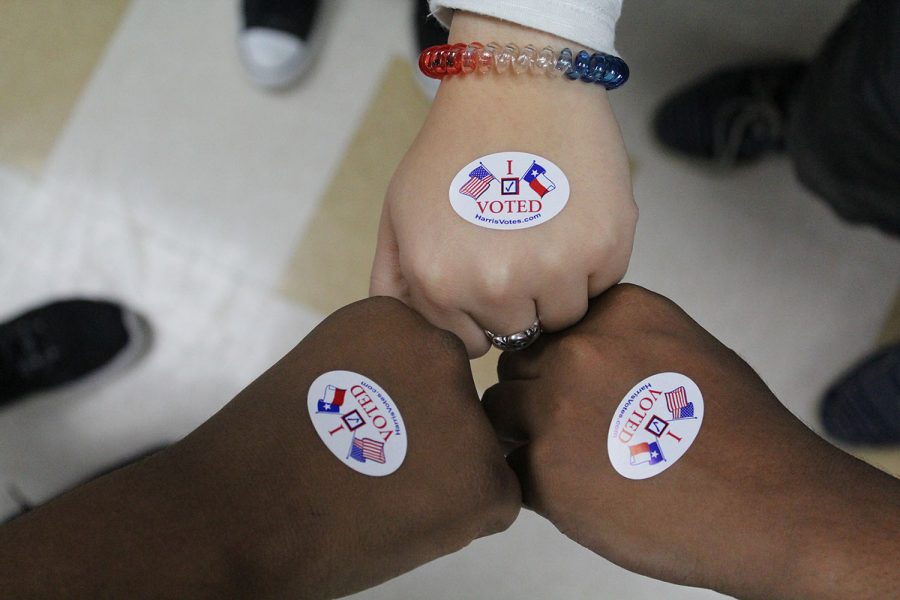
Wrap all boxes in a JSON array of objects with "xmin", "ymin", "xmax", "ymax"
[
  {"xmin": 459, "ymin": 164, "xmax": 495, "ymax": 199},
  {"xmin": 666, "ymin": 386, "xmax": 694, "ymax": 420},
  {"xmin": 349, "ymin": 437, "xmax": 386, "ymax": 464}
]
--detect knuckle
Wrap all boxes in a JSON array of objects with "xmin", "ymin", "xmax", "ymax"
[
  {"xmin": 544, "ymin": 303, "xmax": 587, "ymax": 333},
  {"xmin": 410, "ymin": 259, "xmax": 456, "ymax": 307},
  {"xmin": 361, "ymin": 295, "xmax": 413, "ymax": 315},
  {"xmin": 400, "ymin": 323, "xmax": 471, "ymax": 381},
  {"xmin": 605, "ymin": 283, "xmax": 659, "ymax": 309},
  {"xmin": 543, "ymin": 390, "xmax": 584, "ymax": 428},
  {"xmin": 527, "ymin": 440, "xmax": 559, "ymax": 475},
  {"xmin": 624, "ymin": 197, "xmax": 639, "ymax": 228},
  {"xmin": 332, "ymin": 296, "xmax": 415, "ymax": 331},
  {"xmin": 535, "ymin": 246, "xmax": 568, "ymax": 272},
  {"xmin": 427, "ymin": 326, "xmax": 469, "ymax": 363},
  {"xmin": 599, "ymin": 284, "xmax": 690, "ymax": 334},
  {"xmin": 554, "ymin": 332, "xmax": 600, "ymax": 366},
  {"xmin": 477, "ymin": 268, "xmax": 517, "ymax": 308}
]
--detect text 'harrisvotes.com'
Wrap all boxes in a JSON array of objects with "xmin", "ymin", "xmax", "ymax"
[{"xmin": 474, "ymin": 213, "xmax": 543, "ymax": 226}]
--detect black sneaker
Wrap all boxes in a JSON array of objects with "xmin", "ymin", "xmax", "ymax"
[
  {"xmin": 0, "ymin": 299, "xmax": 151, "ymax": 406},
  {"xmin": 238, "ymin": 0, "xmax": 324, "ymax": 89},
  {"xmin": 821, "ymin": 343, "xmax": 900, "ymax": 446},
  {"xmin": 653, "ymin": 62, "xmax": 807, "ymax": 166},
  {"xmin": 413, "ymin": 0, "xmax": 448, "ymax": 99},
  {"xmin": 414, "ymin": 0, "xmax": 448, "ymax": 53}
]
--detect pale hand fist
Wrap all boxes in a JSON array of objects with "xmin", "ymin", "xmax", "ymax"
[{"xmin": 370, "ymin": 71, "xmax": 636, "ymax": 357}]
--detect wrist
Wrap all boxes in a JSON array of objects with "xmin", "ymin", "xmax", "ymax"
[
  {"xmin": 731, "ymin": 448, "xmax": 900, "ymax": 600},
  {"xmin": 441, "ymin": 12, "xmax": 612, "ymax": 103},
  {"xmin": 782, "ymin": 462, "xmax": 900, "ymax": 600}
]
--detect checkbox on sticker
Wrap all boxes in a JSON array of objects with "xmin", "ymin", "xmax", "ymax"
[
  {"xmin": 342, "ymin": 409, "xmax": 366, "ymax": 431},
  {"xmin": 645, "ymin": 415, "xmax": 669, "ymax": 437},
  {"xmin": 501, "ymin": 178, "xmax": 520, "ymax": 195}
]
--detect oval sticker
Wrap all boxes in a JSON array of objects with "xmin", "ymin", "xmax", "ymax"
[
  {"xmin": 449, "ymin": 151, "xmax": 570, "ymax": 230},
  {"xmin": 607, "ymin": 372, "xmax": 704, "ymax": 480},
  {"xmin": 307, "ymin": 370, "xmax": 407, "ymax": 477}
]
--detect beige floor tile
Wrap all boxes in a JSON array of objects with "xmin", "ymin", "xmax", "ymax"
[
  {"xmin": 279, "ymin": 57, "xmax": 428, "ymax": 313},
  {"xmin": 0, "ymin": 0, "xmax": 129, "ymax": 175}
]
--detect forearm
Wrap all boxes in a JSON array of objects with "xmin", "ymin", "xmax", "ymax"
[
  {"xmin": 0, "ymin": 449, "xmax": 245, "ymax": 599},
  {"xmin": 780, "ymin": 443, "xmax": 900, "ymax": 600},
  {"xmin": 0, "ymin": 338, "xmax": 341, "ymax": 599},
  {"xmin": 0, "ymin": 298, "xmax": 519, "ymax": 599},
  {"xmin": 437, "ymin": 11, "xmax": 631, "ymax": 172}
]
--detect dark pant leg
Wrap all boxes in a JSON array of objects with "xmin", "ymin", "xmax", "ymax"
[{"xmin": 786, "ymin": 0, "xmax": 900, "ymax": 237}]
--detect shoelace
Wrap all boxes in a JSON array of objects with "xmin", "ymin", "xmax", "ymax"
[
  {"xmin": 712, "ymin": 73, "xmax": 788, "ymax": 166},
  {"xmin": 0, "ymin": 317, "xmax": 61, "ymax": 384}
]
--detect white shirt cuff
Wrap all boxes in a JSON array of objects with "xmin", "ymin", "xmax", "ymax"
[{"xmin": 428, "ymin": 0, "xmax": 623, "ymax": 56}]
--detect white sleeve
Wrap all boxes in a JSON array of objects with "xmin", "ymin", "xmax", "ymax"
[{"xmin": 427, "ymin": 0, "xmax": 623, "ymax": 56}]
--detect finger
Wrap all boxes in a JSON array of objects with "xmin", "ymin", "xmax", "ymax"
[
  {"xmin": 467, "ymin": 297, "xmax": 539, "ymax": 345},
  {"xmin": 496, "ymin": 341, "xmax": 548, "ymax": 381},
  {"xmin": 587, "ymin": 268, "xmax": 625, "ymax": 298},
  {"xmin": 408, "ymin": 286, "xmax": 491, "ymax": 358},
  {"xmin": 481, "ymin": 380, "xmax": 542, "ymax": 444},
  {"xmin": 370, "ymin": 206, "xmax": 410, "ymax": 301},
  {"xmin": 535, "ymin": 274, "xmax": 589, "ymax": 333}
]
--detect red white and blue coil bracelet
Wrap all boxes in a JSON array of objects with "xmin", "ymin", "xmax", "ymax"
[{"xmin": 419, "ymin": 42, "xmax": 629, "ymax": 90}]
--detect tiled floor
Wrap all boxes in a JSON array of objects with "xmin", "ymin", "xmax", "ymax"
[{"xmin": 1, "ymin": 1, "xmax": 899, "ymax": 598}]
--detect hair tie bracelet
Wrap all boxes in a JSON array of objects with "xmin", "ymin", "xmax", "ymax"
[{"xmin": 418, "ymin": 42, "xmax": 629, "ymax": 90}]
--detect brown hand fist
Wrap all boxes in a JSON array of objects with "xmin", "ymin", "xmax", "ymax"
[
  {"xmin": 483, "ymin": 284, "xmax": 900, "ymax": 600},
  {"xmin": 178, "ymin": 297, "xmax": 521, "ymax": 598}
]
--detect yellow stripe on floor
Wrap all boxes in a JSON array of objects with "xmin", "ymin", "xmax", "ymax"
[
  {"xmin": 0, "ymin": 0, "xmax": 130, "ymax": 175},
  {"xmin": 279, "ymin": 57, "xmax": 503, "ymax": 389}
]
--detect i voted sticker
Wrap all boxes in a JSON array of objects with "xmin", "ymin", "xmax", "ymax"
[
  {"xmin": 307, "ymin": 370, "xmax": 407, "ymax": 477},
  {"xmin": 449, "ymin": 151, "xmax": 570, "ymax": 230},
  {"xmin": 607, "ymin": 372, "xmax": 704, "ymax": 480}
]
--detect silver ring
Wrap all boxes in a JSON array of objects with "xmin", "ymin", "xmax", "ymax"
[{"xmin": 484, "ymin": 318, "xmax": 542, "ymax": 352}]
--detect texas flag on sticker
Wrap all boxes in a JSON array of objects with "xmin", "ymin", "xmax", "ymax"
[
  {"xmin": 522, "ymin": 161, "xmax": 556, "ymax": 198},
  {"xmin": 629, "ymin": 441, "xmax": 666, "ymax": 466},
  {"xmin": 317, "ymin": 385, "xmax": 346, "ymax": 414}
]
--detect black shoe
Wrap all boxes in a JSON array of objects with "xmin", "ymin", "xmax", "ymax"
[
  {"xmin": 414, "ymin": 0, "xmax": 448, "ymax": 52},
  {"xmin": 653, "ymin": 62, "xmax": 807, "ymax": 166},
  {"xmin": 412, "ymin": 0, "xmax": 448, "ymax": 99},
  {"xmin": 821, "ymin": 343, "xmax": 900, "ymax": 445},
  {"xmin": 239, "ymin": 0, "xmax": 324, "ymax": 89},
  {"xmin": 0, "ymin": 299, "xmax": 151, "ymax": 406}
]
